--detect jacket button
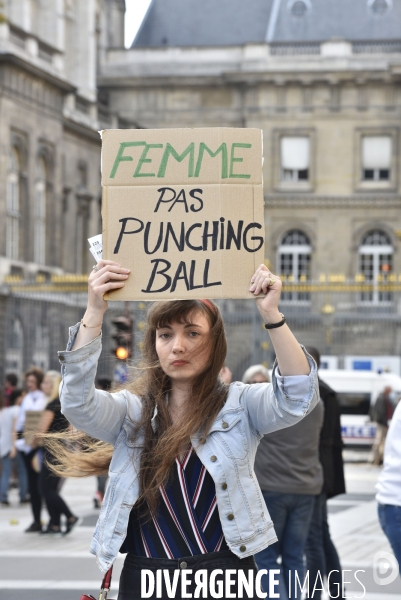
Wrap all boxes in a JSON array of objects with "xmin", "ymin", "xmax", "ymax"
[
  {"xmin": 240, "ymin": 545, "xmax": 246, "ymax": 552},
  {"xmin": 222, "ymin": 483, "xmax": 227, "ymax": 490},
  {"xmin": 59, "ymin": 355, "xmax": 65, "ymax": 361},
  {"xmin": 222, "ymin": 421, "xmax": 228, "ymax": 428},
  {"xmin": 210, "ymin": 455, "xmax": 217, "ymax": 462},
  {"xmin": 180, "ymin": 561, "xmax": 187, "ymax": 569},
  {"xmin": 227, "ymin": 513, "xmax": 234, "ymax": 520}
]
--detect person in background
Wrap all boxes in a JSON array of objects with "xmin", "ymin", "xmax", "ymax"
[
  {"xmin": 376, "ymin": 398, "xmax": 401, "ymax": 571},
  {"xmin": 34, "ymin": 370, "xmax": 80, "ymax": 535},
  {"xmin": 15, "ymin": 367, "xmax": 46, "ymax": 532},
  {"xmin": 242, "ymin": 364, "xmax": 270, "ymax": 384},
  {"xmin": 4, "ymin": 373, "xmax": 18, "ymax": 408},
  {"xmin": 252, "ymin": 364, "xmax": 323, "ymax": 599},
  {"xmin": 304, "ymin": 347, "xmax": 346, "ymax": 600},
  {"xmin": 369, "ymin": 386, "xmax": 395, "ymax": 466},
  {"xmin": 0, "ymin": 388, "xmax": 28, "ymax": 505},
  {"xmin": 93, "ymin": 377, "xmax": 113, "ymax": 508}
]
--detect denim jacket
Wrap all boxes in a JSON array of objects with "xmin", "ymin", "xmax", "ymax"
[{"xmin": 58, "ymin": 323, "xmax": 319, "ymax": 573}]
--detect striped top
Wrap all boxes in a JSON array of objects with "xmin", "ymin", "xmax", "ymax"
[{"xmin": 120, "ymin": 444, "xmax": 228, "ymax": 558}]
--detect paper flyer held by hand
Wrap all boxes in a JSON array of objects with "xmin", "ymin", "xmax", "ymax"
[
  {"xmin": 88, "ymin": 234, "xmax": 103, "ymax": 263},
  {"xmin": 100, "ymin": 127, "xmax": 265, "ymax": 301}
]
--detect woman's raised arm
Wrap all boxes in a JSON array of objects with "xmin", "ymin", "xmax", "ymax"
[
  {"xmin": 72, "ymin": 260, "xmax": 130, "ymax": 351},
  {"xmin": 250, "ymin": 264, "xmax": 310, "ymax": 376}
]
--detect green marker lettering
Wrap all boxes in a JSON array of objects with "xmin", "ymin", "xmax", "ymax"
[
  {"xmin": 194, "ymin": 143, "xmax": 228, "ymax": 178},
  {"xmin": 229, "ymin": 143, "xmax": 252, "ymax": 179},
  {"xmin": 134, "ymin": 143, "xmax": 163, "ymax": 177},
  {"xmin": 157, "ymin": 143, "xmax": 195, "ymax": 178},
  {"xmin": 109, "ymin": 142, "xmax": 146, "ymax": 178}
]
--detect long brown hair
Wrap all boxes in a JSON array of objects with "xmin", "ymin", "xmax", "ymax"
[{"xmin": 45, "ymin": 299, "xmax": 228, "ymax": 516}]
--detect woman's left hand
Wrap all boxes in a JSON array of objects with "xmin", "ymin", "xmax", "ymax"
[{"xmin": 250, "ymin": 264, "xmax": 282, "ymax": 324}]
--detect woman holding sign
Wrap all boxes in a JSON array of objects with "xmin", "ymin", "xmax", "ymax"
[{"xmin": 51, "ymin": 260, "xmax": 318, "ymax": 599}]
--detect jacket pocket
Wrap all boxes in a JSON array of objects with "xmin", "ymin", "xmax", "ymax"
[{"xmin": 209, "ymin": 416, "xmax": 248, "ymax": 460}]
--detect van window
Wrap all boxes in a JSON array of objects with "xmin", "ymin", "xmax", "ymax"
[{"xmin": 337, "ymin": 392, "xmax": 371, "ymax": 415}]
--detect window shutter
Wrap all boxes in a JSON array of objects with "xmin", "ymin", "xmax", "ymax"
[
  {"xmin": 280, "ymin": 137, "xmax": 310, "ymax": 170},
  {"xmin": 362, "ymin": 136, "xmax": 392, "ymax": 169}
]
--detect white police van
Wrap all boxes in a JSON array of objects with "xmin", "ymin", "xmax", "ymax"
[{"xmin": 318, "ymin": 370, "xmax": 401, "ymax": 445}]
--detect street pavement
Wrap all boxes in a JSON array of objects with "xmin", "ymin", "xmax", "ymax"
[{"xmin": 0, "ymin": 448, "xmax": 400, "ymax": 599}]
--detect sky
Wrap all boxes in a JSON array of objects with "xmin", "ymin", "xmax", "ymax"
[{"xmin": 125, "ymin": 0, "xmax": 152, "ymax": 47}]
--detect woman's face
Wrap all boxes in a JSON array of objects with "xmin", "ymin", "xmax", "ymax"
[
  {"xmin": 155, "ymin": 312, "xmax": 212, "ymax": 384},
  {"xmin": 26, "ymin": 374, "xmax": 39, "ymax": 392},
  {"xmin": 41, "ymin": 375, "xmax": 53, "ymax": 397}
]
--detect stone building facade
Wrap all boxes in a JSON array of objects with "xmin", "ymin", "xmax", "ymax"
[
  {"xmin": 1, "ymin": 0, "xmax": 401, "ymax": 379},
  {"xmin": 0, "ymin": 0, "xmax": 126, "ymax": 378},
  {"xmin": 97, "ymin": 0, "xmax": 401, "ymax": 367},
  {"xmin": 100, "ymin": 0, "xmax": 401, "ymax": 284}
]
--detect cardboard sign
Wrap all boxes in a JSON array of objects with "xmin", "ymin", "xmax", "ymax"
[
  {"xmin": 101, "ymin": 128, "xmax": 264, "ymax": 300},
  {"xmin": 24, "ymin": 410, "xmax": 44, "ymax": 446}
]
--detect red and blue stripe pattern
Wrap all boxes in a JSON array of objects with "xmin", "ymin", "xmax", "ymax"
[{"xmin": 121, "ymin": 445, "xmax": 228, "ymax": 558}]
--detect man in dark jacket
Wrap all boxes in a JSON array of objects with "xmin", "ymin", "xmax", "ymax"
[{"xmin": 304, "ymin": 347, "xmax": 346, "ymax": 600}]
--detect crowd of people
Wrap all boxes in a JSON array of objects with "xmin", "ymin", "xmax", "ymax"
[
  {"xmin": 0, "ymin": 261, "xmax": 400, "ymax": 598},
  {"xmin": 0, "ymin": 368, "xmax": 80, "ymax": 535}
]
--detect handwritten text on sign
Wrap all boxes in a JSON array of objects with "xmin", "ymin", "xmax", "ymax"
[{"xmin": 101, "ymin": 128, "xmax": 264, "ymax": 300}]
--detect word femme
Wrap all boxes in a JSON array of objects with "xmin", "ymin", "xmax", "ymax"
[
  {"xmin": 113, "ymin": 188, "xmax": 263, "ymax": 294},
  {"xmin": 109, "ymin": 141, "xmax": 254, "ymax": 179}
]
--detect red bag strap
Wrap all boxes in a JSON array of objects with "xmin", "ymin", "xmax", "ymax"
[{"xmin": 98, "ymin": 566, "xmax": 113, "ymax": 600}]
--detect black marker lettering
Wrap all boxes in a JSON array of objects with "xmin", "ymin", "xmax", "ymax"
[
  {"xmin": 189, "ymin": 260, "xmax": 203, "ymax": 289},
  {"xmin": 163, "ymin": 222, "xmax": 185, "ymax": 252},
  {"xmin": 113, "ymin": 218, "xmax": 144, "ymax": 254},
  {"xmin": 219, "ymin": 217, "xmax": 225, "ymax": 250},
  {"xmin": 144, "ymin": 222, "xmax": 164, "ymax": 255},
  {"xmin": 203, "ymin": 259, "xmax": 222, "ymax": 288},
  {"xmin": 189, "ymin": 189, "xmax": 204, "ymax": 212},
  {"xmin": 154, "ymin": 187, "xmax": 176, "ymax": 212},
  {"xmin": 185, "ymin": 223, "xmax": 203, "ymax": 251},
  {"xmin": 169, "ymin": 189, "xmax": 189, "ymax": 213},
  {"xmin": 202, "ymin": 221, "xmax": 219, "ymax": 251},
  {"xmin": 141, "ymin": 259, "xmax": 172, "ymax": 293},
  {"xmin": 170, "ymin": 261, "xmax": 190, "ymax": 293},
  {"xmin": 243, "ymin": 223, "xmax": 264, "ymax": 252},
  {"xmin": 225, "ymin": 220, "xmax": 244, "ymax": 250}
]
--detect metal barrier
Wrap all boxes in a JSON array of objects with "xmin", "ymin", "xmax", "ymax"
[{"xmin": 1, "ymin": 276, "xmax": 401, "ymax": 383}]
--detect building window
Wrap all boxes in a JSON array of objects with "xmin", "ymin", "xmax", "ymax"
[
  {"xmin": 32, "ymin": 323, "xmax": 50, "ymax": 371},
  {"xmin": 76, "ymin": 162, "xmax": 90, "ymax": 274},
  {"xmin": 78, "ymin": 162, "xmax": 87, "ymax": 188},
  {"xmin": 5, "ymin": 318, "xmax": 23, "ymax": 376},
  {"xmin": 34, "ymin": 158, "xmax": 47, "ymax": 264},
  {"xmin": 278, "ymin": 229, "xmax": 311, "ymax": 303},
  {"xmin": 361, "ymin": 136, "xmax": 391, "ymax": 181},
  {"xmin": 358, "ymin": 230, "xmax": 393, "ymax": 304},
  {"xmin": 280, "ymin": 137, "xmax": 310, "ymax": 182},
  {"xmin": 6, "ymin": 148, "xmax": 21, "ymax": 260}
]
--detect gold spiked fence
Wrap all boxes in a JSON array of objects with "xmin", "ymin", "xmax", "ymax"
[{"xmin": 1, "ymin": 275, "xmax": 401, "ymax": 382}]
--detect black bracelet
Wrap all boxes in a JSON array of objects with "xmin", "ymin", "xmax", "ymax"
[{"xmin": 264, "ymin": 313, "xmax": 286, "ymax": 330}]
